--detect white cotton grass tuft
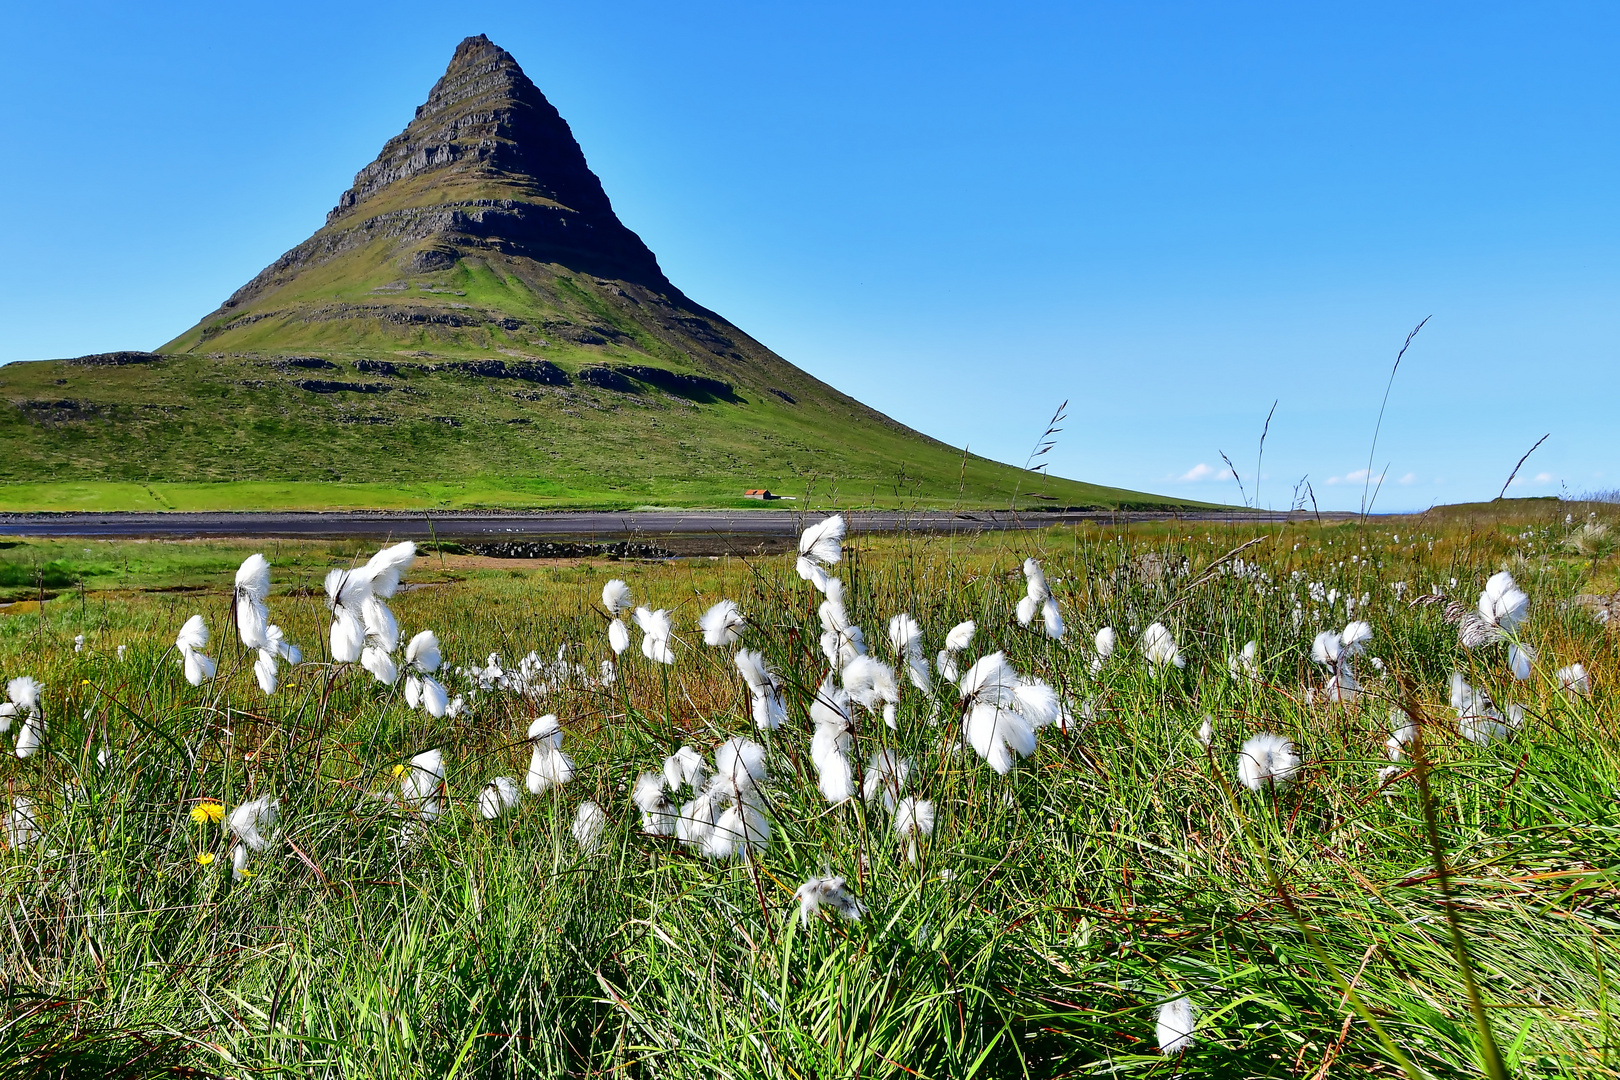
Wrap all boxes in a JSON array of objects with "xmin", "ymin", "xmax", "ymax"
[
  {"xmin": 955, "ymin": 652, "xmax": 1056, "ymax": 774},
  {"xmin": 698, "ymin": 599, "xmax": 746, "ymax": 648},
  {"xmin": 810, "ymin": 678, "xmax": 857, "ymax": 803},
  {"xmin": 5, "ymin": 797, "xmax": 40, "ymax": 849},
  {"xmin": 1196, "ymin": 715, "xmax": 1214, "ymax": 747},
  {"xmin": 633, "ymin": 607, "xmax": 676, "ymax": 665},
  {"xmin": 360, "ymin": 646, "xmax": 399, "ymax": 686},
  {"xmin": 1509, "ymin": 643, "xmax": 1536, "ymax": 681},
  {"xmin": 1236, "ymin": 733, "xmax": 1300, "ymax": 792},
  {"xmin": 893, "ymin": 796, "xmax": 936, "ymax": 863},
  {"xmin": 525, "ymin": 715, "xmax": 576, "ymax": 794},
  {"xmin": 1450, "ymin": 672, "xmax": 1518, "ymax": 744},
  {"xmin": 1227, "ymin": 639, "xmax": 1259, "ymax": 681},
  {"xmin": 401, "ymin": 749, "xmax": 445, "ymax": 820},
  {"xmin": 1014, "ymin": 558, "xmax": 1065, "ymax": 639},
  {"xmin": 1478, "ymin": 571, "xmax": 1530, "ymax": 636},
  {"xmin": 234, "ymin": 554, "xmax": 272, "ymax": 650},
  {"xmin": 633, "ymin": 772, "xmax": 677, "ymax": 836},
  {"xmin": 6, "ymin": 676, "xmax": 44, "ymax": 757},
  {"xmin": 601, "ymin": 579, "xmax": 632, "ymax": 616},
  {"xmin": 888, "ymin": 613, "xmax": 933, "ymax": 694},
  {"xmin": 936, "ymin": 619, "xmax": 975, "ymax": 683},
  {"xmin": 794, "ymin": 875, "xmax": 867, "ymax": 927},
  {"xmin": 402, "ymin": 630, "xmax": 448, "ymax": 716},
  {"xmin": 323, "ymin": 542, "xmax": 415, "ymax": 664},
  {"xmin": 734, "ymin": 649, "xmax": 787, "ymax": 731},
  {"xmin": 608, "ymin": 618, "xmax": 630, "ymax": 656},
  {"xmin": 227, "ymin": 795, "xmax": 279, "ymax": 855},
  {"xmin": 1141, "ymin": 623, "xmax": 1185, "ymax": 670},
  {"xmin": 2, "ymin": 676, "xmax": 42, "ymax": 733},
  {"xmin": 663, "ymin": 745, "xmax": 709, "ymax": 794},
  {"xmin": 1387, "ymin": 707, "xmax": 1416, "ymax": 760},
  {"xmin": 1557, "ymin": 663, "xmax": 1591, "ymax": 697},
  {"xmin": 862, "ymin": 749, "xmax": 912, "ymax": 811},
  {"xmin": 1156, "ymin": 995, "xmax": 1197, "ymax": 1055},
  {"xmin": 176, "ymin": 615, "xmax": 217, "ymax": 686},
  {"xmin": 714, "ymin": 736, "xmax": 768, "ymax": 793},
  {"xmin": 477, "ymin": 776, "xmax": 523, "ymax": 820},
  {"xmin": 227, "ymin": 794, "xmax": 280, "ymax": 880},
  {"xmin": 572, "ymin": 800, "xmax": 608, "ymax": 853},
  {"xmin": 843, "ymin": 654, "xmax": 900, "ymax": 729},
  {"xmin": 1311, "ymin": 620, "xmax": 1371, "ymax": 703},
  {"xmin": 796, "ymin": 515, "xmax": 846, "ymax": 593}
]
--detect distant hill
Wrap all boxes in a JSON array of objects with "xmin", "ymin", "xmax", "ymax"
[{"xmin": 0, "ymin": 35, "xmax": 1188, "ymax": 512}]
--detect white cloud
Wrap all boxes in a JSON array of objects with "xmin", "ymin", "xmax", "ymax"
[
  {"xmin": 1325, "ymin": 468, "xmax": 1385, "ymax": 486},
  {"xmin": 1177, "ymin": 463, "xmax": 1233, "ymax": 482},
  {"xmin": 1398, "ymin": 472, "xmax": 1417, "ymax": 485},
  {"xmin": 1509, "ymin": 471, "xmax": 1556, "ymax": 487}
]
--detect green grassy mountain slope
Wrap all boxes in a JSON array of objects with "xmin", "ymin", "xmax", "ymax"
[{"xmin": 0, "ymin": 35, "xmax": 1190, "ymax": 512}]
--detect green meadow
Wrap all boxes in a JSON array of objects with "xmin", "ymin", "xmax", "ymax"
[{"xmin": 0, "ymin": 501, "xmax": 1615, "ymax": 1077}]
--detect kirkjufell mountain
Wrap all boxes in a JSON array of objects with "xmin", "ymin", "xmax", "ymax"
[{"xmin": 0, "ymin": 35, "xmax": 1173, "ymax": 510}]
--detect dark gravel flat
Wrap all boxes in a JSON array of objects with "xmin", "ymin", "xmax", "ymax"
[{"xmin": 0, "ymin": 508, "xmax": 1299, "ymax": 554}]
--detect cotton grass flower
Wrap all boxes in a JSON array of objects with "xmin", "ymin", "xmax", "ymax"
[
  {"xmin": 400, "ymin": 749, "xmax": 445, "ymax": 821},
  {"xmin": 633, "ymin": 606, "xmax": 675, "ymax": 665},
  {"xmin": 1450, "ymin": 672, "xmax": 1518, "ymax": 744},
  {"xmin": 5, "ymin": 797, "xmax": 40, "ymax": 849},
  {"xmin": 1479, "ymin": 570, "xmax": 1529, "ymax": 635},
  {"xmin": 734, "ymin": 649, "xmax": 786, "ymax": 731},
  {"xmin": 893, "ymin": 796, "xmax": 936, "ymax": 863},
  {"xmin": 1311, "ymin": 620, "xmax": 1371, "ymax": 702},
  {"xmin": 176, "ymin": 615, "xmax": 217, "ymax": 686},
  {"xmin": 477, "ymin": 776, "xmax": 522, "ymax": 820},
  {"xmin": 1, "ymin": 675, "xmax": 41, "ymax": 736},
  {"xmin": 843, "ymin": 654, "xmax": 900, "ymax": 729},
  {"xmin": 1091, "ymin": 625, "xmax": 1117, "ymax": 673},
  {"xmin": 662, "ymin": 745, "xmax": 709, "ymax": 794},
  {"xmin": 794, "ymin": 875, "xmax": 867, "ymax": 927},
  {"xmin": 1236, "ymin": 733, "xmax": 1299, "ymax": 792},
  {"xmin": 633, "ymin": 772, "xmax": 677, "ymax": 836},
  {"xmin": 1014, "ymin": 558, "xmax": 1065, "ymax": 639},
  {"xmin": 325, "ymin": 542, "xmax": 416, "ymax": 665},
  {"xmin": 1557, "ymin": 663, "xmax": 1591, "ymax": 697},
  {"xmin": 698, "ymin": 599, "xmax": 745, "ymax": 647},
  {"xmin": 602, "ymin": 579, "xmax": 632, "ymax": 615},
  {"xmin": 796, "ymin": 514, "xmax": 845, "ymax": 593},
  {"xmin": 936, "ymin": 619, "xmax": 975, "ymax": 682},
  {"xmin": 862, "ymin": 749, "xmax": 912, "ymax": 811},
  {"xmin": 572, "ymin": 800, "xmax": 608, "ymax": 853},
  {"xmin": 1509, "ymin": 643, "xmax": 1536, "ymax": 681},
  {"xmin": 402, "ymin": 630, "xmax": 450, "ymax": 717},
  {"xmin": 810, "ymin": 678, "xmax": 857, "ymax": 802},
  {"xmin": 1227, "ymin": 639, "xmax": 1258, "ymax": 681},
  {"xmin": 1156, "ymin": 996, "xmax": 1196, "ymax": 1055},
  {"xmin": 956, "ymin": 651, "xmax": 1053, "ymax": 775},
  {"xmin": 1387, "ymin": 708, "xmax": 1416, "ymax": 761},
  {"xmin": 887, "ymin": 613, "xmax": 932, "ymax": 694},
  {"xmin": 73, "ymin": 634, "xmax": 85, "ymax": 653},
  {"xmin": 227, "ymin": 794, "xmax": 279, "ymax": 880},
  {"xmin": 234, "ymin": 554, "xmax": 272, "ymax": 650},
  {"xmin": 525, "ymin": 715, "xmax": 576, "ymax": 794},
  {"xmin": 1141, "ymin": 623, "xmax": 1185, "ymax": 670}
]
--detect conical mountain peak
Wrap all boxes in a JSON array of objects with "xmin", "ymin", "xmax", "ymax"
[{"xmin": 327, "ymin": 35, "xmax": 616, "ymax": 226}]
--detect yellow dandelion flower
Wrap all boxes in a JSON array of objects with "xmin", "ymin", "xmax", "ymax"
[
  {"xmin": 196, "ymin": 852, "xmax": 215, "ymax": 866},
  {"xmin": 238, "ymin": 869, "xmax": 254, "ymax": 879},
  {"xmin": 392, "ymin": 764, "xmax": 406, "ymax": 778},
  {"xmin": 81, "ymin": 679, "xmax": 91, "ymax": 686},
  {"xmin": 190, "ymin": 802, "xmax": 225, "ymax": 825}
]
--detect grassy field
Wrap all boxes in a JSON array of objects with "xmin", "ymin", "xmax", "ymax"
[{"xmin": 0, "ymin": 500, "xmax": 1615, "ymax": 1078}]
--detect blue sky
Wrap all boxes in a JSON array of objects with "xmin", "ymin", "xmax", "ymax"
[{"xmin": 2, "ymin": 1, "xmax": 1615, "ymax": 509}]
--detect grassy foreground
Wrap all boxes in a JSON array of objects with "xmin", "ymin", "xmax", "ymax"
[{"xmin": 0, "ymin": 504, "xmax": 1616, "ymax": 1078}]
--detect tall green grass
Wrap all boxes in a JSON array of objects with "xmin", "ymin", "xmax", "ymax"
[{"xmin": 0, "ymin": 511, "xmax": 1614, "ymax": 1078}]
